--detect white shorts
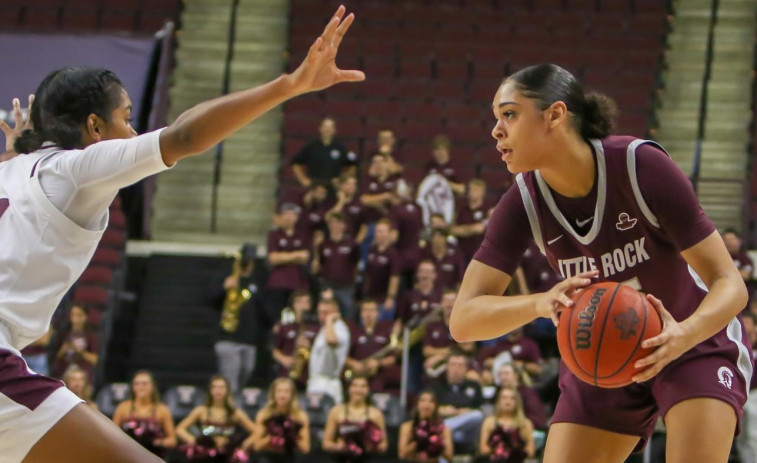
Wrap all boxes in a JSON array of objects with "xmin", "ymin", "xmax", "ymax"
[{"xmin": 0, "ymin": 322, "xmax": 82, "ymax": 463}]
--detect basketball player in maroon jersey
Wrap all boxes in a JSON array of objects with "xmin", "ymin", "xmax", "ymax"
[
  {"xmin": 0, "ymin": 6, "xmax": 362, "ymax": 463},
  {"xmin": 450, "ymin": 64, "xmax": 750, "ymax": 463}
]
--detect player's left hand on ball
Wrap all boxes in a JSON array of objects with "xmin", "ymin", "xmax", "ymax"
[{"xmin": 632, "ymin": 294, "xmax": 692, "ymax": 383}]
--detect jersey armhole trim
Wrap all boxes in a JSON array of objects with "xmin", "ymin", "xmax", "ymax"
[
  {"xmin": 516, "ymin": 174, "xmax": 545, "ymax": 255},
  {"xmin": 626, "ymin": 139, "xmax": 666, "ymax": 229}
]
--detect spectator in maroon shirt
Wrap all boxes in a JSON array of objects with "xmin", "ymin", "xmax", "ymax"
[
  {"xmin": 363, "ymin": 219, "xmax": 401, "ymax": 320},
  {"xmin": 423, "ymin": 290, "xmax": 480, "ymax": 382},
  {"xmin": 477, "ymin": 327, "xmax": 543, "ymax": 386},
  {"xmin": 389, "ymin": 180, "xmax": 424, "ymax": 280},
  {"xmin": 495, "ymin": 363, "xmax": 548, "ymax": 430},
  {"xmin": 272, "ymin": 291, "xmax": 319, "ymax": 389},
  {"xmin": 723, "ymin": 229, "xmax": 754, "ymax": 283},
  {"xmin": 345, "ymin": 299, "xmax": 401, "ymax": 394},
  {"xmin": 450, "ymin": 179, "xmax": 489, "ymax": 263},
  {"xmin": 360, "ymin": 153, "xmax": 399, "ymax": 223},
  {"xmin": 300, "ymin": 182, "xmax": 335, "ymax": 244},
  {"xmin": 420, "ymin": 228, "xmax": 465, "ymax": 291},
  {"xmin": 265, "ymin": 203, "xmax": 310, "ymax": 327},
  {"xmin": 424, "ymin": 135, "xmax": 465, "ymax": 196},
  {"xmin": 52, "ymin": 305, "xmax": 99, "ymax": 380},
  {"xmin": 312, "ymin": 212, "xmax": 359, "ymax": 321},
  {"xmin": 376, "ymin": 129, "xmax": 404, "ymax": 177},
  {"xmin": 327, "ymin": 173, "xmax": 367, "ymax": 243},
  {"xmin": 394, "ymin": 260, "xmax": 443, "ymax": 337}
]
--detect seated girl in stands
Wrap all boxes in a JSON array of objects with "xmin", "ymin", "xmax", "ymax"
[
  {"xmin": 175, "ymin": 375, "xmax": 256, "ymax": 463},
  {"xmin": 478, "ymin": 387, "xmax": 535, "ymax": 463},
  {"xmin": 253, "ymin": 377, "xmax": 310, "ymax": 463},
  {"xmin": 112, "ymin": 370, "xmax": 177, "ymax": 457},
  {"xmin": 322, "ymin": 375, "xmax": 388, "ymax": 462},
  {"xmin": 52, "ymin": 304, "xmax": 99, "ymax": 379},
  {"xmin": 62, "ymin": 365, "xmax": 98, "ymax": 410},
  {"xmin": 398, "ymin": 390, "xmax": 453, "ymax": 462}
]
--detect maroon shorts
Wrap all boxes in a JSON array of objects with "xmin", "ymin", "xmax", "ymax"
[{"xmin": 552, "ymin": 318, "xmax": 751, "ymax": 451}]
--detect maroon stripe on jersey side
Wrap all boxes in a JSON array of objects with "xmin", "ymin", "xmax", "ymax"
[
  {"xmin": 0, "ymin": 350, "xmax": 62, "ymax": 411},
  {"xmin": 0, "ymin": 198, "xmax": 8, "ymax": 219}
]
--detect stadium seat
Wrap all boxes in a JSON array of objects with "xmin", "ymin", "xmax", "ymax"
[
  {"xmin": 79, "ymin": 266, "xmax": 115, "ymax": 287},
  {"xmin": 95, "ymin": 382, "xmax": 130, "ymax": 418},
  {"xmin": 91, "ymin": 247, "xmax": 123, "ymax": 267},
  {"xmin": 72, "ymin": 285, "xmax": 110, "ymax": 308},
  {"xmin": 298, "ymin": 392, "xmax": 335, "ymax": 450},
  {"xmin": 236, "ymin": 387, "xmax": 266, "ymax": 420},
  {"xmin": 164, "ymin": 385, "xmax": 205, "ymax": 422}
]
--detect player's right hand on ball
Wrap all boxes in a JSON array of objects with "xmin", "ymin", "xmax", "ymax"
[{"xmin": 535, "ymin": 270, "xmax": 598, "ymax": 326}]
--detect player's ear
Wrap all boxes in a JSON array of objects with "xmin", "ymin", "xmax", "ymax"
[
  {"xmin": 545, "ymin": 101, "xmax": 568, "ymax": 129},
  {"xmin": 84, "ymin": 113, "xmax": 105, "ymax": 142}
]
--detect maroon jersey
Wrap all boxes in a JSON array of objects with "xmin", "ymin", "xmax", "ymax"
[
  {"xmin": 341, "ymin": 197, "xmax": 366, "ymax": 238},
  {"xmin": 300, "ymin": 197, "xmax": 335, "ymax": 236},
  {"xmin": 318, "ymin": 236, "xmax": 359, "ymax": 287},
  {"xmin": 266, "ymin": 228, "xmax": 309, "ymax": 290},
  {"xmin": 396, "ymin": 287, "xmax": 442, "ymax": 325},
  {"xmin": 477, "ymin": 335, "xmax": 542, "ymax": 365},
  {"xmin": 389, "ymin": 200, "xmax": 424, "ymax": 272},
  {"xmin": 361, "ymin": 175, "xmax": 399, "ymax": 223},
  {"xmin": 520, "ymin": 241, "xmax": 562, "ymax": 293},
  {"xmin": 476, "ymin": 137, "xmax": 719, "ymax": 323},
  {"xmin": 420, "ymin": 245, "xmax": 465, "ymax": 290},
  {"xmin": 274, "ymin": 321, "xmax": 319, "ymax": 380},
  {"xmin": 363, "ymin": 245, "xmax": 401, "ymax": 300},
  {"xmin": 425, "ymin": 160, "xmax": 463, "ymax": 183},
  {"xmin": 424, "ymin": 321, "xmax": 453, "ymax": 349},
  {"xmin": 455, "ymin": 199, "xmax": 489, "ymax": 261},
  {"xmin": 348, "ymin": 320, "xmax": 394, "ymax": 360}
]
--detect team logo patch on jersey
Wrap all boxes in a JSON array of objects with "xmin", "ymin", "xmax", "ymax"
[
  {"xmin": 718, "ymin": 366, "xmax": 734, "ymax": 389},
  {"xmin": 616, "ymin": 212, "xmax": 638, "ymax": 231}
]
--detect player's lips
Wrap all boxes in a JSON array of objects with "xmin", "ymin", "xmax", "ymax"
[{"xmin": 498, "ymin": 146, "xmax": 512, "ymax": 161}]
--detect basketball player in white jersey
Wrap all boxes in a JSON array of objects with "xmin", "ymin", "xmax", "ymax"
[{"xmin": 0, "ymin": 6, "xmax": 363, "ymax": 463}]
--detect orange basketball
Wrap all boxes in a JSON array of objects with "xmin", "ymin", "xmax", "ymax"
[{"xmin": 556, "ymin": 281, "xmax": 662, "ymax": 388}]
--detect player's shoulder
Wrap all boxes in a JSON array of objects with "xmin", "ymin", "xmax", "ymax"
[{"xmin": 598, "ymin": 135, "xmax": 667, "ymax": 158}]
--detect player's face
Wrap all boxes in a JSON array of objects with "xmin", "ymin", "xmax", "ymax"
[
  {"xmin": 417, "ymin": 392, "xmax": 436, "ymax": 417},
  {"xmin": 491, "ymin": 81, "xmax": 551, "ymax": 173},
  {"xmin": 360, "ymin": 302, "xmax": 378, "ymax": 326},
  {"xmin": 274, "ymin": 381, "xmax": 293, "ymax": 407},
  {"xmin": 497, "ymin": 365, "xmax": 517, "ymax": 387},
  {"xmin": 100, "ymin": 88, "xmax": 137, "ymax": 141},
  {"xmin": 498, "ymin": 389, "xmax": 517, "ymax": 412},
  {"xmin": 348, "ymin": 378, "xmax": 369, "ymax": 401},
  {"xmin": 210, "ymin": 379, "xmax": 228, "ymax": 402}
]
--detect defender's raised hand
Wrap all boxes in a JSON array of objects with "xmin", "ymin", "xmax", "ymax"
[{"xmin": 0, "ymin": 94, "xmax": 34, "ymax": 152}]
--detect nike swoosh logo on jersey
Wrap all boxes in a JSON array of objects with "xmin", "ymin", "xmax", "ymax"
[
  {"xmin": 575, "ymin": 216, "xmax": 594, "ymax": 227},
  {"xmin": 547, "ymin": 235, "xmax": 563, "ymax": 245}
]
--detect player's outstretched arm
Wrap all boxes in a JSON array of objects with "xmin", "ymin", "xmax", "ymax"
[{"xmin": 159, "ymin": 4, "xmax": 364, "ymax": 166}]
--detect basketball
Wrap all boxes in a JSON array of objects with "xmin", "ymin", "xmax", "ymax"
[{"xmin": 557, "ymin": 282, "xmax": 663, "ymax": 388}]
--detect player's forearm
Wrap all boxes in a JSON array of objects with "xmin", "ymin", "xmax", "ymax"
[
  {"xmin": 450, "ymin": 294, "xmax": 540, "ymax": 343},
  {"xmin": 680, "ymin": 274, "xmax": 748, "ymax": 347},
  {"xmin": 160, "ymin": 75, "xmax": 297, "ymax": 164}
]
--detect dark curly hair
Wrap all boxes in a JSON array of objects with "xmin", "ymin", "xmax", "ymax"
[{"xmin": 14, "ymin": 67, "xmax": 123, "ymax": 153}]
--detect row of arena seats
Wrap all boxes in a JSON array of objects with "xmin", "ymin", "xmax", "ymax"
[
  {"xmin": 0, "ymin": 0, "xmax": 181, "ymax": 32},
  {"xmin": 96, "ymin": 383, "xmax": 407, "ymax": 451}
]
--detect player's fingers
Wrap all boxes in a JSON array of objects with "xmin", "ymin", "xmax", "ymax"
[
  {"xmin": 320, "ymin": 7, "xmax": 344, "ymax": 45},
  {"xmin": 333, "ymin": 12, "xmax": 354, "ymax": 48},
  {"xmin": 0, "ymin": 119, "xmax": 11, "ymax": 136},
  {"xmin": 640, "ymin": 330, "xmax": 668, "ymax": 349},
  {"xmin": 632, "ymin": 363, "xmax": 663, "ymax": 383},
  {"xmin": 25, "ymin": 94, "xmax": 34, "ymax": 126},
  {"xmin": 646, "ymin": 293, "xmax": 673, "ymax": 323},
  {"xmin": 12, "ymin": 98, "xmax": 22, "ymax": 128},
  {"xmin": 336, "ymin": 69, "xmax": 366, "ymax": 82}
]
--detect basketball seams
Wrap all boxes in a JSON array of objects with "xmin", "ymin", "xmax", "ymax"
[
  {"xmin": 597, "ymin": 289, "xmax": 650, "ymax": 386},
  {"xmin": 591, "ymin": 283, "xmax": 622, "ymax": 386}
]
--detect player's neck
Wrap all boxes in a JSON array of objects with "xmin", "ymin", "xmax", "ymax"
[{"xmin": 539, "ymin": 137, "xmax": 595, "ymax": 198}]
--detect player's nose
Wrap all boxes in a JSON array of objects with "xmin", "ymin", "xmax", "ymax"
[{"xmin": 491, "ymin": 120, "xmax": 506, "ymax": 140}]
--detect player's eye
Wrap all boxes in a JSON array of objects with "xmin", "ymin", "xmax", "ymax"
[{"xmin": 502, "ymin": 111, "xmax": 515, "ymax": 120}]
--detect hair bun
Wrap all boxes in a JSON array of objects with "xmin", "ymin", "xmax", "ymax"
[{"xmin": 582, "ymin": 93, "xmax": 617, "ymax": 139}]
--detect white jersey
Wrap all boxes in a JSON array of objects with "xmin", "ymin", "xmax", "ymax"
[{"xmin": 0, "ymin": 130, "xmax": 169, "ymax": 349}]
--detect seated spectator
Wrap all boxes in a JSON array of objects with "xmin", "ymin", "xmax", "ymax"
[
  {"xmin": 345, "ymin": 299, "xmax": 401, "ymax": 394},
  {"xmin": 272, "ymin": 291, "xmax": 318, "ymax": 389},
  {"xmin": 420, "ymin": 228, "xmax": 465, "ymax": 291},
  {"xmin": 394, "ymin": 260, "xmax": 443, "ymax": 338},
  {"xmin": 291, "ymin": 117, "xmax": 357, "ymax": 189},
  {"xmin": 398, "ymin": 390, "xmax": 453, "ymax": 462},
  {"xmin": 376, "ymin": 129, "xmax": 404, "ymax": 177},
  {"xmin": 478, "ymin": 387, "xmax": 535, "ymax": 463},
  {"xmin": 322, "ymin": 375, "xmax": 388, "ymax": 461},
  {"xmin": 360, "ymin": 153, "xmax": 400, "ymax": 224},
  {"xmin": 450, "ymin": 179, "xmax": 489, "ymax": 263},
  {"xmin": 62, "ymin": 365, "xmax": 97, "ymax": 410},
  {"xmin": 52, "ymin": 304, "xmax": 98, "ymax": 379},
  {"xmin": 328, "ymin": 173, "xmax": 368, "ymax": 243},
  {"xmin": 363, "ymin": 219, "xmax": 400, "ymax": 319},
  {"xmin": 307, "ymin": 298, "xmax": 351, "ymax": 404},
  {"xmin": 389, "ymin": 180, "xmax": 424, "ymax": 280},
  {"xmin": 176, "ymin": 375, "xmax": 256, "ymax": 462},
  {"xmin": 423, "ymin": 290, "xmax": 480, "ymax": 382},
  {"xmin": 495, "ymin": 363, "xmax": 547, "ymax": 431},
  {"xmin": 425, "ymin": 135, "xmax": 465, "ymax": 195},
  {"xmin": 301, "ymin": 182, "xmax": 336, "ymax": 244},
  {"xmin": 112, "ymin": 370, "xmax": 177, "ymax": 457},
  {"xmin": 22, "ymin": 326, "xmax": 51, "ymax": 376},
  {"xmin": 312, "ymin": 213, "xmax": 360, "ymax": 321},
  {"xmin": 265, "ymin": 203, "xmax": 310, "ymax": 326},
  {"xmin": 253, "ymin": 377, "xmax": 311, "ymax": 460},
  {"xmin": 429, "ymin": 353, "xmax": 485, "ymax": 449},
  {"xmin": 478, "ymin": 327, "xmax": 543, "ymax": 385}
]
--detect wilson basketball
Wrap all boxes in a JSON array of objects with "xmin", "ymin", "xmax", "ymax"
[{"xmin": 557, "ymin": 282, "xmax": 662, "ymax": 388}]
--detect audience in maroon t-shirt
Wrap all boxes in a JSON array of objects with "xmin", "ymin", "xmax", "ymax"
[
  {"xmin": 345, "ymin": 300, "xmax": 401, "ymax": 393},
  {"xmin": 394, "ymin": 260, "xmax": 443, "ymax": 337},
  {"xmin": 450, "ymin": 179, "xmax": 489, "ymax": 262},
  {"xmin": 424, "ymin": 135, "xmax": 465, "ymax": 196},
  {"xmin": 272, "ymin": 291, "xmax": 319, "ymax": 389},
  {"xmin": 300, "ymin": 182, "xmax": 335, "ymax": 242},
  {"xmin": 360, "ymin": 153, "xmax": 400, "ymax": 223},
  {"xmin": 312, "ymin": 213, "xmax": 360, "ymax": 321},
  {"xmin": 477, "ymin": 327, "xmax": 543, "ymax": 386},
  {"xmin": 363, "ymin": 219, "xmax": 401, "ymax": 319},
  {"xmin": 328, "ymin": 173, "xmax": 367, "ymax": 243},
  {"xmin": 420, "ymin": 228, "xmax": 465, "ymax": 291},
  {"xmin": 388, "ymin": 182, "xmax": 424, "ymax": 278}
]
